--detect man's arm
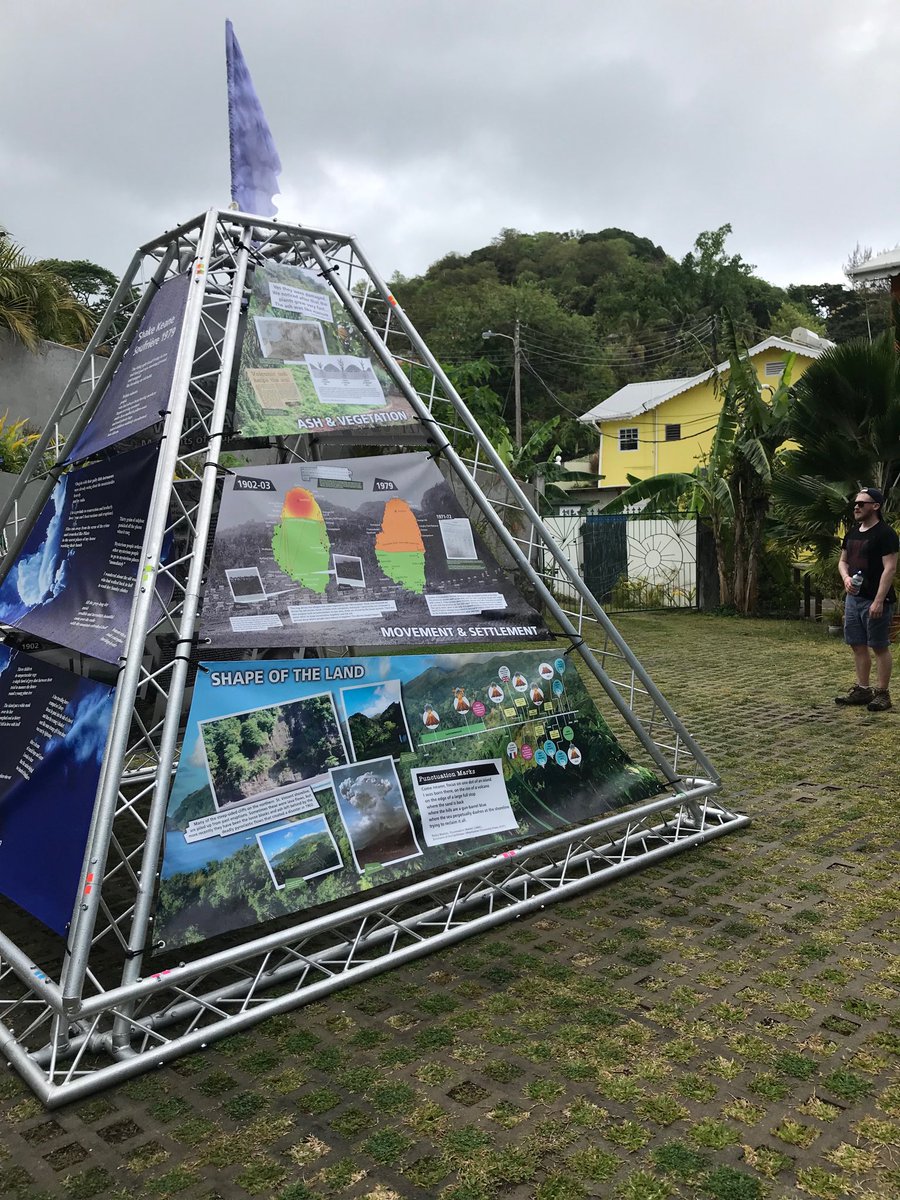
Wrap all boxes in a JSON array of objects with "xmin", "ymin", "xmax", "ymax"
[
  {"xmin": 870, "ymin": 551, "xmax": 898, "ymax": 618},
  {"xmin": 838, "ymin": 547, "xmax": 854, "ymax": 594}
]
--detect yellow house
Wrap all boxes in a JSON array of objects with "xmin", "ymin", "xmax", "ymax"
[{"xmin": 577, "ymin": 331, "xmax": 832, "ymax": 502}]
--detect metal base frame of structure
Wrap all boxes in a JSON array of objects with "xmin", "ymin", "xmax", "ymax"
[{"xmin": 0, "ymin": 209, "xmax": 741, "ymax": 1104}]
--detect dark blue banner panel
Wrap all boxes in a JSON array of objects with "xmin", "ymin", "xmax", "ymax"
[
  {"xmin": 0, "ymin": 647, "xmax": 114, "ymax": 935},
  {"xmin": 67, "ymin": 272, "xmax": 191, "ymax": 463},
  {"xmin": 0, "ymin": 443, "xmax": 173, "ymax": 663}
]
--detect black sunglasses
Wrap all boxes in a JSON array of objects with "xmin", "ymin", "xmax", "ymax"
[{"xmin": 853, "ymin": 500, "xmax": 874, "ymax": 507}]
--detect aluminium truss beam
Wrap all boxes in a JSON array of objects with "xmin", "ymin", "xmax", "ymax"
[{"xmin": 1, "ymin": 798, "xmax": 746, "ymax": 1107}]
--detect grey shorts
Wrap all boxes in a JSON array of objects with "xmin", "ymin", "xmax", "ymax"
[{"xmin": 844, "ymin": 595, "xmax": 895, "ymax": 649}]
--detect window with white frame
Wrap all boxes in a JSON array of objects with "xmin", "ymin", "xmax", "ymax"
[
  {"xmin": 618, "ymin": 427, "xmax": 639, "ymax": 451},
  {"xmin": 764, "ymin": 360, "xmax": 786, "ymax": 376}
]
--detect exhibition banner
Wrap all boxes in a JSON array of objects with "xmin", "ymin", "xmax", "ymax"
[
  {"xmin": 232, "ymin": 262, "xmax": 417, "ymax": 436},
  {"xmin": 199, "ymin": 453, "xmax": 550, "ymax": 648},
  {"xmin": 155, "ymin": 649, "xmax": 660, "ymax": 949},
  {"xmin": 0, "ymin": 646, "xmax": 115, "ymax": 934},
  {"xmin": 67, "ymin": 273, "xmax": 192, "ymax": 463},
  {"xmin": 0, "ymin": 443, "xmax": 174, "ymax": 663}
]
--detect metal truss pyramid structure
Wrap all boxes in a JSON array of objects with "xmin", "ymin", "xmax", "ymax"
[{"xmin": 0, "ymin": 210, "xmax": 746, "ymax": 1104}]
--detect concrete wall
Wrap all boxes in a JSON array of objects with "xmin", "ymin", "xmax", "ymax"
[
  {"xmin": 0, "ymin": 329, "xmax": 101, "ymax": 430},
  {"xmin": 0, "ymin": 470, "xmax": 45, "ymax": 560}
]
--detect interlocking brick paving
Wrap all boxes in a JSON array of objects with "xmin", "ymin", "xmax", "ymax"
[{"xmin": 0, "ymin": 613, "xmax": 897, "ymax": 1199}]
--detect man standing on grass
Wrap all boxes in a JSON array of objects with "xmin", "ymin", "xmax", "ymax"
[{"xmin": 835, "ymin": 487, "xmax": 898, "ymax": 712}]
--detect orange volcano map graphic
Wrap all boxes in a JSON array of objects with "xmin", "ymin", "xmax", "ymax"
[
  {"xmin": 271, "ymin": 487, "xmax": 331, "ymax": 594},
  {"xmin": 375, "ymin": 498, "xmax": 426, "ymax": 593}
]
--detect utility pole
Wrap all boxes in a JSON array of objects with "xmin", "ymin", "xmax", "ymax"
[
  {"xmin": 481, "ymin": 321, "xmax": 523, "ymax": 448},
  {"xmin": 513, "ymin": 316, "xmax": 522, "ymax": 449}
]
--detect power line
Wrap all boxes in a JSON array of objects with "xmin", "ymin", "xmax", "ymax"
[
  {"xmin": 522, "ymin": 329, "xmax": 714, "ymax": 368},
  {"xmin": 594, "ymin": 422, "xmax": 722, "ymax": 444},
  {"xmin": 521, "ymin": 351, "xmax": 727, "ymax": 444},
  {"xmin": 518, "ymin": 353, "xmax": 591, "ymax": 421},
  {"xmin": 521, "ymin": 325, "xmax": 713, "ymax": 359},
  {"xmin": 521, "ymin": 317, "xmax": 709, "ymax": 346},
  {"xmin": 521, "ymin": 314, "xmax": 716, "ymax": 354}
]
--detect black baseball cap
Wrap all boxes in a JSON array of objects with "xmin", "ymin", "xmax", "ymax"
[{"xmin": 859, "ymin": 487, "xmax": 885, "ymax": 506}]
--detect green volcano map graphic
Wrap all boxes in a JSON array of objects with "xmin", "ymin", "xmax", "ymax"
[
  {"xmin": 374, "ymin": 497, "xmax": 426, "ymax": 593},
  {"xmin": 271, "ymin": 488, "xmax": 331, "ymax": 594}
]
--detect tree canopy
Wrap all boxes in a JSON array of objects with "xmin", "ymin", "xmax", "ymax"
[
  {"xmin": 392, "ymin": 224, "xmax": 866, "ymax": 456},
  {"xmin": 36, "ymin": 258, "xmax": 117, "ymax": 318}
]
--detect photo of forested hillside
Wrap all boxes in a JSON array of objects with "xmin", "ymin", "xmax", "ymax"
[
  {"xmin": 257, "ymin": 818, "xmax": 342, "ymax": 889},
  {"xmin": 200, "ymin": 694, "xmax": 347, "ymax": 808},
  {"xmin": 342, "ymin": 680, "xmax": 412, "ymax": 762}
]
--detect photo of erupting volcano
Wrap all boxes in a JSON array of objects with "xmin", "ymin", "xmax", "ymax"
[{"xmin": 330, "ymin": 757, "xmax": 422, "ymax": 872}]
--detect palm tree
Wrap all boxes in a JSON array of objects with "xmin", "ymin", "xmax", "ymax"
[
  {"xmin": 774, "ymin": 335, "xmax": 900, "ymax": 554},
  {"xmin": 0, "ymin": 239, "xmax": 95, "ymax": 350},
  {"xmin": 724, "ymin": 340, "xmax": 794, "ymax": 613}
]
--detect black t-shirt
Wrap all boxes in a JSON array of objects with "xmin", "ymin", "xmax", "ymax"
[{"xmin": 842, "ymin": 520, "xmax": 899, "ymax": 603}]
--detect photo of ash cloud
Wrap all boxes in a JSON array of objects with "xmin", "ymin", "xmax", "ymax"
[{"xmin": 330, "ymin": 756, "xmax": 422, "ymax": 872}]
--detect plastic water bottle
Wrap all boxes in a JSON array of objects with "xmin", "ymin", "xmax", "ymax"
[{"xmin": 850, "ymin": 570, "xmax": 864, "ymax": 595}]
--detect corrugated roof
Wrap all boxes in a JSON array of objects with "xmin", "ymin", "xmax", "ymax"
[
  {"xmin": 845, "ymin": 246, "xmax": 900, "ymax": 282},
  {"xmin": 578, "ymin": 335, "xmax": 831, "ymax": 424},
  {"xmin": 578, "ymin": 378, "xmax": 689, "ymax": 422}
]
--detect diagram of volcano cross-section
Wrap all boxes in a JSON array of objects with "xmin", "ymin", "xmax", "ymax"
[{"xmin": 200, "ymin": 452, "xmax": 550, "ymax": 649}]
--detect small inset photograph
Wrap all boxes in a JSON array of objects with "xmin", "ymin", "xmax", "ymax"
[
  {"xmin": 341, "ymin": 680, "xmax": 413, "ymax": 763},
  {"xmin": 254, "ymin": 316, "xmax": 327, "ymax": 362},
  {"xmin": 200, "ymin": 693, "xmax": 348, "ymax": 811},
  {"xmin": 333, "ymin": 554, "xmax": 366, "ymax": 589},
  {"xmin": 226, "ymin": 566, "xmax": 267, "ymax": 603},
  {"xmin": 256, "ymin": 814, "xmax": 342, "ymax": 890},
  {"xmin": 438, "ymin": 517, "xmax": 479, "ymax": 563},
  {"xmin": 330, "ymin": 756, "xmax": 422, "ymax": 872}
]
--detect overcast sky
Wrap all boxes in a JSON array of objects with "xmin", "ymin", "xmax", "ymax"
[{"xmin": 3, "ymin": 1, "xmax": 899, "ymax": 290}]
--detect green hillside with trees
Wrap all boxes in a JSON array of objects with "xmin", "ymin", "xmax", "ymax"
[{"xmin": 391, "ymin": 224, "xmax": 888, "ymax": 458}]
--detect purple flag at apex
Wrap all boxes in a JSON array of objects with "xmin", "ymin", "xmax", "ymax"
[{"xmin": 225, "ymin": 19, "xmax": 282, "ymax": 218}]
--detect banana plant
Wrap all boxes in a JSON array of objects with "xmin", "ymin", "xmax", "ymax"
[{"xmin": 604, "ymin": 317, "xmax": 795, "ymax": 612}]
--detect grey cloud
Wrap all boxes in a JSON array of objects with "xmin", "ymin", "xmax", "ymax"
[{"xmin": 2, "ymin": 1, "xmax": 900, "ymax": 287}]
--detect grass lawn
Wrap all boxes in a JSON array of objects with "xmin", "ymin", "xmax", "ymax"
[{"xmin": 0, "ymin": 613, "xmax": 897, "ymax": 1200}]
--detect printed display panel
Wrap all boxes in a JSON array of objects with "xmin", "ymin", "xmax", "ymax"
[
  {"xmin": 155, "ymin": 650, "xmax": 661, "ymax": 949},
  {"xmin": 67, "ymin": 273, "xmax": 192, "ymax": 462},
  {"xmin": 200, "ymin": 453, "xmax": 550, "ymax": 648},
  {"xmin": 0, "ymin": 443, "xmax": 175, "ymax": 663},
  {"xmin": 233, "ymin": 262, "xmax": 417, "ymax": 436},
  {"xmin": 0, "ymin": 646, "xmax": 115, "ymax": 934}
]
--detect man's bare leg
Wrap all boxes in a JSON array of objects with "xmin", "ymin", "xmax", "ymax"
[
  {"xmin": 851, "ymin": 644, "xmax": 872, "ymax": 687},
  {"xmin": 873, "ymin": 645, "xmax": 892, "ymax": 691}
]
